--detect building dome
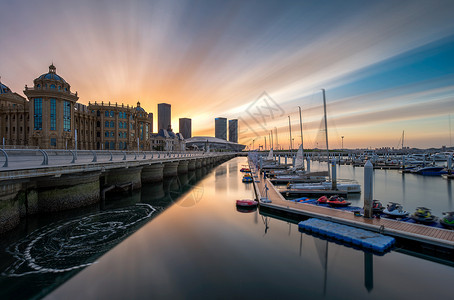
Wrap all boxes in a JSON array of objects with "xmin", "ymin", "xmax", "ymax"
[
  {"xmin": 37, "ymin": 64, "xmax": 67, "ymax": 83},
  {"xmin": 135, "ymin": 101, "xmax": 145, "ymax": 112},
  {"xmin": 0, "ymin": 82, "xmax": 12, "ymax": 94}
]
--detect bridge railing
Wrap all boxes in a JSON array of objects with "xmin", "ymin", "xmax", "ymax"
[{"xmin": 0, "ymin": 149, "xmax": 233, "ymax": 169}]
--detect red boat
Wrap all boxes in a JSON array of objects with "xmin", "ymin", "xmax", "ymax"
[
  {"xmin": 236, "ymin": 199, "xmax": 258, "ymax": 207},
  {"xmin": 240, "ymin": 168, "xmax": 251, "ymax": 173},
  {"xmin": 327, "ymin": 195, "xmax": 351, "ymax": 207},
  {"xmin": 317, "ymin": 196, "xmax": 329, "ymax": 204}
]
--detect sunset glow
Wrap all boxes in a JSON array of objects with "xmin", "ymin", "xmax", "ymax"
[{"xmin": 1, "ymin": 0, "xmax": 454, "ymax": 148}]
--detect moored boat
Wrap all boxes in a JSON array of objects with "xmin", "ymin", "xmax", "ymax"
[
  {"xmin": 236, "ymin": 199, "xmax": 258, "ymax": 207},
  {"xmin": 440, "ymin": 212, "xmax": 454, "ymax": 229},
  {"xmin": 410, "ymin": 166, "xmax": 447, "ymax": 176},
  {"xmin": 410, "ymin": 207, "xmax": 438, "ymax": 224},
  {"xmin": 372, "ymin": 200, "xmax": 384, "ymax": 214},
  {"xmin": 317, "ymin": 195, "xmax": 329, "ymax": 204},
  {"xmin": 327, "ymin": 195, "xmax": 351, "ymax": 207},
  {"xmin": 242, "ymin": 175, "xmax": 253, "ymax": 183},
  {"xmin": 382, "ymin": 202, "xmax": 409, "ymax": 218}
]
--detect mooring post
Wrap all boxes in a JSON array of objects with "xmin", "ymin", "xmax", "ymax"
[
  {"xmin": 306, "ymin": 155, "xmax": 311, "ymax": 172},
  {"xmin": 331, "ymin": 159, "xmax": 337, "ymax": 190},
  {"xmin": 278, "ymin": 154, "xmax": 281, "ymax": 165},
  {"xmin": 285, "ymin": 155, "xmax": 287, "ymax": 165},
  {"xmin": 364, "ymin": 160, "xmax": 373, "ymax": 218}
]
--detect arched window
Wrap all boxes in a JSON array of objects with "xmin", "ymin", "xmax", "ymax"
[
  {"xmin": 110, "ymin": 111, "xmax": 114, "ymax": 117},
  {"xmin": 105, "ymin": 142, "xmax": 109, "ymax": 149},
  {"xmin": 110, "ymin": 142, "xmax": 115, "ymax": 150},
  {"xmin": 97, "ymin": 110, "xmax": 100, "ymax": 116},
  {"xmin": 119, "ymin": 112, "xmax": 123, "ymax": 118},
  {"xmin": 97, "ymin": 121, "xmax": 100, "ymax": 127},
  {"xmin": 50, "ymin": 84, "xmax": 56, "ymax": 90},
  {"xmin": 105, "ymin": 111, "xmax": 109, "ymax": 117},
  {"xmin": 105, "ymin": 131, "xmax": 109, "ymax": 137},
  {"xmin": 119, "ymin": 122, "xmax": 122, "ymax": 129},
  {"xmin": 110, "ymin": 121, "xmax": 114, "ymax": 128},
  {"xmin": 111, "ymin": 131, "xmax": 114, "ymax": 137},
  {"xmin": 105, "ymin": 121, "xmax": 109, "ymax": 127}
]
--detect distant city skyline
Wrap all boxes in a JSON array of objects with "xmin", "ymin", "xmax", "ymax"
[
  {"xmin": 157, "ymin": 103, "xmax": 171, "ymax": 132},
  {"xmin": 179, "ymin": 118, "xmax": 192, "ymax": 139},
  {"xmin": 1, "ymin": 0, "xmax": 454, "ymax": 148},
  {"xmin": 215, "ymin": 117, "xmax": 227, "ymax": 140}
]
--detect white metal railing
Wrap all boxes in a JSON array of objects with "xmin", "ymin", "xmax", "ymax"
[{"xmin": 0, "ymin": 149, "xmax": 235, "ymax": 169}]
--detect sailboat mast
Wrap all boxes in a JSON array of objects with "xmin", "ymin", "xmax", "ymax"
[
  {"xmin": 402, "ymin": 130, "xmax": 404, "ymax": 150},
  {"xmin": 298, "ymin": 106, "xmax": 304, "ymax": 158},
  {"xmin": 322, "ymin": 89, "xmax": 330, "ymax": 179},
  {"xmin": 288, "ymin": 115, "xmax": 293, "ymax": 154}
]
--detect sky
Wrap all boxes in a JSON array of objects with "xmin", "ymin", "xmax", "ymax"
[{"xmin": 1, "ymin": 0, "xmax": 454, "ymax": 149}]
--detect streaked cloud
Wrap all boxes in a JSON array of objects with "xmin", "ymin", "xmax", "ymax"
[{"xmin": 1, "ymin": 0, "xmax": 454, "ymax": 148}]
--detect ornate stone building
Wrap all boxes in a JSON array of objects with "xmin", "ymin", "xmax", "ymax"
[{"xmin": 0, "ymin": 65, "xmax": 181, "ymax": 151}]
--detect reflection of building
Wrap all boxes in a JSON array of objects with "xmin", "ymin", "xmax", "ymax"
[
  {"xmin": 185, "ymin": 136, "xmax": 245, "ymax": 152},
  {"xmin": 179, "ymin": 118, "xmax": 191, "ymax": 139},
  {"xmin": 0, "ymin": 65, "xmax": 180, "ymax": 151},
  {"xmin": 158, "ymin": 103, "xmax": 171, "ymax": 131},
  {"xmin": 228, "ymin": 119, "xmax": 238, "ymax": 143},
  {"xmin": 215, "ymin": 117, "xmax": 227, "ymax": 140}
]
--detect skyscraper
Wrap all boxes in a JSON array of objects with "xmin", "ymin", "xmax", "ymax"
[
  {"xmin": 158, "ymin": 103, "xmax": 171, "ymax": 131},
  {"xmin": 228, "ymin": 119, "xmax": 238, "ymax": 143},
  {"xmin": 215, "ymin": 117, "xmax": 227, "ymax": 140},
  {"xmin": 179, "ymin": 118, "xmax": 192, "ymax": 139}
]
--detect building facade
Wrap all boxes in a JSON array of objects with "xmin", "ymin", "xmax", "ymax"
[
  {"xmin": 215, "ymin": 117, "xmax": 227, "ymax": 140},
  {"xmin": 179, "ymin": 118, "xmax": 192, "ymax": 139},
  {"xmin": 228, "ymin": 119, "xmax": 238, "ymax": 143},
  {"xmin": 158, "ymin": 103, "xmax": 171, "ymax": 131},
  {"xmin": 0, "ymin": 65, "xmax": 181, "ymax": 151}
]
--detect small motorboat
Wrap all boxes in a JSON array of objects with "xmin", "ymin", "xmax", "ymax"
[
  {"xmin": 440, "ymin": 212, "xmax": 454, "ymax": 229},
  {"xmin": 372, "ymin": 200, "xmax": 384, "ymax": 214},
  {"xmin": 240, "ymin": 167, "xmax": 251, "ymax": 173},
  {"xmin": 382, "ymin": 202, "xmax": 409, "ymax": 218},
  {"xmin": 317, "ymin": 195, "xmax": 329, "ymax": 204},
  {"xmin": 242, "ymin": 175, "xmax": 253, "ymax": 183},
  {"xmin": 236, "ymin": 199, "xmax": 258, "ymax": 207},
  {"xmin": 410, "ymin": 207, "xmax": 438, "ymax": 224},
  {"xmin": 410, "ymin": 166, "xmax": 447, "ymax": 176},
  {"xmin": 327, "ymin": 195, "xmax": 351, "ymax": 207}
]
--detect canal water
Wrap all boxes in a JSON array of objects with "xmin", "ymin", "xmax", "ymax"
[{"xmin": 1, "ymin": 157, "xmax": 453, "ymax": 299}]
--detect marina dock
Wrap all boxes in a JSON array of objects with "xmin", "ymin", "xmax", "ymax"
[{"xmin": 250, "ymin": 161, "xmax": 454, "ymax": 251}]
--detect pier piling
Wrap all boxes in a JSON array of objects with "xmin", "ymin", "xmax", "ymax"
[
  {"xmin": 364, "ymin": 160, "xmax": 373, "ymax": 218},
  {"xmin": 331, "ymin": 159, "xmax": 337, "ymax": 190}
]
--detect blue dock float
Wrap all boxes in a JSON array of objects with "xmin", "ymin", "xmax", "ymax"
[{"xmin": 298, "ymin": 218, "xmax": 395, "ymax": 253}]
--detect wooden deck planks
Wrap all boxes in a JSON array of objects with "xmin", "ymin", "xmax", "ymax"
[{"xmin": 250, "ymin": 164, "xmax": 454, "ymax": 248}]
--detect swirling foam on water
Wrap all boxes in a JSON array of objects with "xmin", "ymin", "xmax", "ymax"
[{"xmin": 2, "ymin": 203, "xmax": 156, "ymax": 277}]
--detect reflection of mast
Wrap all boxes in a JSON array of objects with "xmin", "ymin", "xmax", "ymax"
[
  {"xmin": 323, "ymin": 241, "xmax": 328, "ymax": 296},
  {"xmin": 261, "ymin": 215, "xmax": 270, "ymax": 235},
  {"xmin": 364, "ymin": 252, "xmax": 374, "ymax": 292}
]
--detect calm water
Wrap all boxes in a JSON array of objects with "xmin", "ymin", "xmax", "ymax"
[{"xmin": 25, "ymin": 157, "xmax": 450, "ymax": 299}]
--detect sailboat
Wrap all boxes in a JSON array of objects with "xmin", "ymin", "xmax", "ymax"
[
  {"xmin": 265, "ymin": 148, "xmax": 274, "ymax": 161},
  {"xmin": 287, "ymin": 89, "xmax": 361, "ymax": 193}
]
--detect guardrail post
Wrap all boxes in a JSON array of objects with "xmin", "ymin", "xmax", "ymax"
[
  {"xmin": 0, "ymin": 149, "xmax": 8, "ymax": 167},
  {"xmin": 69, "ymin": 150, "xmax": 76, "ymax": 163},
  {"xmin": 109, "ymin": 151, "xmax": 113, "ymax": 161},
  {"xmin": 91, "ymin": 150, "xmax": 97, "ymax": 162}
]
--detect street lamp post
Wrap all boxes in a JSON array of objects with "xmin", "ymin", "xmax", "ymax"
[{"xmin": 341, "ymin": 136, "xmax": 344, "ymax": 151}]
